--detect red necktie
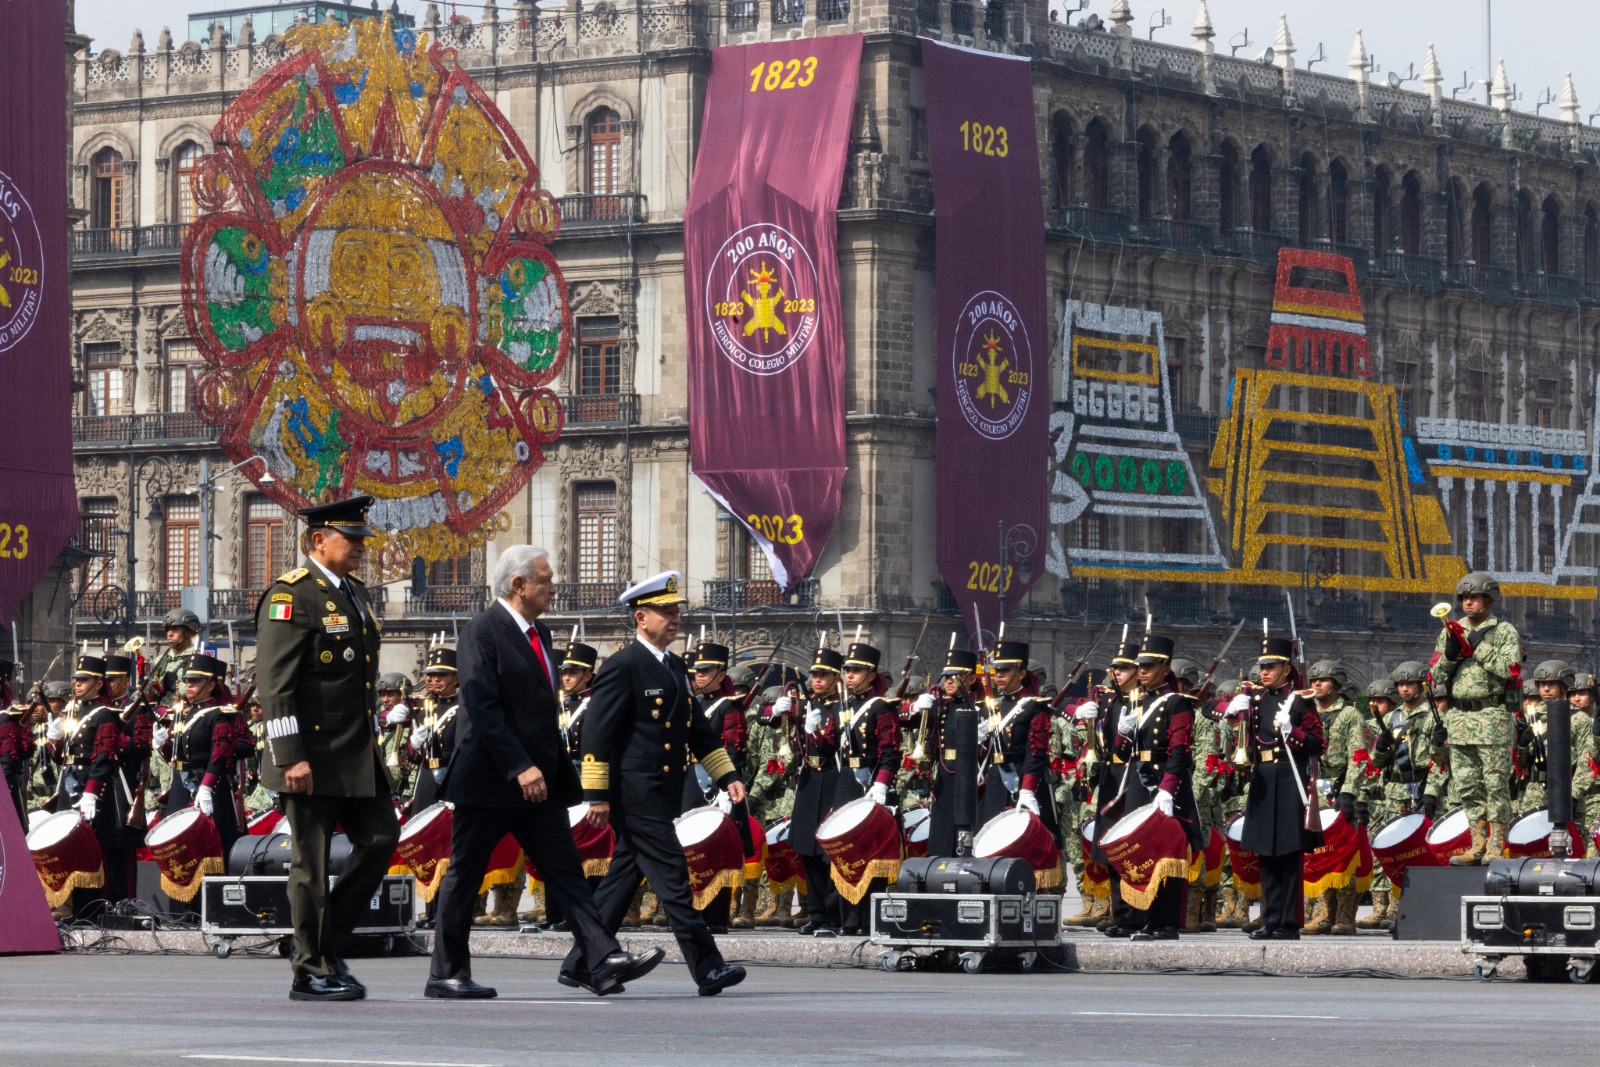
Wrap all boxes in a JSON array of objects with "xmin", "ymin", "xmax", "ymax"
[{"xmin": 529, "ymin": 627, "xmax": 553, "ymax": 689}]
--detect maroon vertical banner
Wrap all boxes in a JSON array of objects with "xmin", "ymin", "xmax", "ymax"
[
  {"xmin": 924, "ymin": 41, "xmax": 1048, "ymax": 639},
  {"xmin": 0, "ymin": 0, "xmax": 78, "ymax": 631},
  {"xmin": 685, "ymin": 35, "xmax": 862, "ymax": 589}
]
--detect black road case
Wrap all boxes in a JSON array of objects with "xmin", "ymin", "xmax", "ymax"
[{"xmin": 199, "ymin": 874, "xmax": 415, "ymax": 958}]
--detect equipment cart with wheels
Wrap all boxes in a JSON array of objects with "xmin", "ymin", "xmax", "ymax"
[
  {"xmin": 869, "ymin": 856, "xmax": 1061, "ymax": 974},
  {"xmin": 1461, "ymin": 857, "xmax": 1600, "ymax": 984},
  {"xmin": 200, "ymin": 874, "xmax": 416, "ymax": 960}
]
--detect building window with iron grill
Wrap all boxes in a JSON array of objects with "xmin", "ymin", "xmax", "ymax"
[
  {"xmin": 80, "ymin": 498, "xmax": 119, "ymax": 592},
  {"xmin": 573, "ymin": 316, "xmax": 622, "ymax": 423},
  {"xmin": 586, "ymin": 107, "xmax": 622, "ymax": 219},
  {"xmin": 86, "ymin": 342, "xmax": 122, "ymax": 416},
  {"xmin": 163, "ymin": 496, "xmax": 201, "ymax": 594},
  {"xmin": 245, "ymin": 495, "xmax": 285, "ymax": 590},
  {"xmin": 166, "ymin": 339, "xmax": 203, "ymax": 413}
]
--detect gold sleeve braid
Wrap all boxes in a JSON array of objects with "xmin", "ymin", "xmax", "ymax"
[
  {"xmin": 580, "ymin": 753, "xmax": 609, "ymax": 791},
  {"xmin": 700, "ymin": 747, "xmax": 737, "ymax": 783}
]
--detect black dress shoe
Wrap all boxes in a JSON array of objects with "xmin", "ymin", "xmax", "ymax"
[
  {"xmin": 841, "ymin": 926, "xmax": 862, "ymax": 936},
  {"xmin": 796, "ymin": 921, "xmax": 820, "ymax": 935},
  {"xmin": 289, "ymin": 973, "xmax": 362, "ymax": 1002},
  {"xmin": 1271, "ymin": 928, "xmax": 1301, "ymax": 940},
  {"xmin": 589, "ymin": 946, "xmax": 666, "ymax": 995},
  {"xmin": 1248, "ymin": 926, "xmax": 1277, "ymax": 941},
  {"xmin": 425, "ymin": 977, "xmax": 498, "ymax": 999},
  {"xmin": 811, "ymin": 925, "xmax": 839, "ymax": 939},
  {"xmin": 327, "ymin": 958, "xmax": 365, "ymax": 996},
  {"xmin": 558, "ymin": 968, "xmax": 624, "ymax": 996},
  {"xmin": 697, "ymin": 962, "xmax": 747, "ymax": 997},
  {"xmin": 548, "ymin": 919, "xmax": 572, "ymax": 932},
  {"xmin": 1102, "ymin": 925, "xmax": 1134, "ymax": 939},
  {"xmin": 1130, "ymin": 926, "xmax": 1179, "ymax": 942}
]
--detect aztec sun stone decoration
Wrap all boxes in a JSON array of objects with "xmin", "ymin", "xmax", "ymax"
[{"xmin": 181, "ymin": 18, "xmax": 569, "ymax": 570}]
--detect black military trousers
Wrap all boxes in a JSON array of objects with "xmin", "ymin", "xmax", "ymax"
[
  {"xmin": 1108, "ymin": 877, "xmax": 1146, "ymax": 931},
  {"xmin": 1142, "ymin": 879, "xmax": 1184, "ymax": 931},
  {"xmin": 566, "ymin": 807, "xmax": 726, "ymax": 985},
  {"xmin": 281, "ymin": 791, "xmax": 400, "ymax": 978},
  {"xmin": 1258, "ymin": 851, "xmax": 1303, "ymax": 931},
  {"xmin": 431, "ymin": 801, "xmax": 618, "ymax": 980},
  {"xmin": 802, "ymin": 852, "xmax": 841, "ymax": 927}
]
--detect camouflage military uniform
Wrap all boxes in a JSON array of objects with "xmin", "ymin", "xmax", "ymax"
[
  {"xmin": 1516, "ymin": 700, "xmax": 1596, "ymax": 814},
  {"xmin": 1572, "ymin": 677, "xmax": 1600, "ymax": 831},
  {"xmin": 1435, "ymin": 614, "xmax": 1521, "ymax": 831},
  {"xmin": 744, "ymin": 707, "xmax": 797, "ymax": 925},
  {"xmin": 1049, "ymin": 714, "xmax": 1084, "ymax": 901}
]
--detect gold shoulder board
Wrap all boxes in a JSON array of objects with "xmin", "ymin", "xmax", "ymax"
[{"xmin": 277, "ymin": 568, "xmax": 309, "ymax": 585}]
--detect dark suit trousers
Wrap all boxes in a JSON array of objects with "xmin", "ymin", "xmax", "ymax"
[
  {"xmin": 1258, "ymin": 850, "xmax": 1304, "ymax": 931},
  {"xmin": 283, "ymin": 791, "xmax": 400, "ymax": 978},
  {"xmin": 566, "ymin": 807, "xmax": 725, "ymax": 984},
  {"xmin": 431, "ymin": 801, "xmax": 618, "ymax": 979}
]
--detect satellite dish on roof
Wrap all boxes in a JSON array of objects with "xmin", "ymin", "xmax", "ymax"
[{"xmin": 1387, "ymin": 71, "xmax": 1402, "ymax": 89}]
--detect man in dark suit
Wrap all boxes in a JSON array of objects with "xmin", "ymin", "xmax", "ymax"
[
  {"xmin": 425, "ymin": 546, "xmax": 663, "ymax": 999},
  {"xmin": 255, "ymin": 495, "xmax": 399, "ymax": 1002},
  {"xmin": 564, "ymin": 571, "xmax": 748, "ymax": 996}
]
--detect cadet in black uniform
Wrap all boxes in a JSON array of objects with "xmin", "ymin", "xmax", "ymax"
[
  {"xmin": 407, "ymin": 647, "xmax": 460, "ymax": 815},
  {"xmin": 1090, "ymin": 639, "xmax": 1143, "ymax": 936},
  {"xmin": 976, "ymin": 640, "xmax": 1058, "ymax": 842},
  {"xmin": 255, "ymin": 496, "xmax": 398, "ymax": 1002},
  {"xmin": 779, "ymin": 645, "xmax": 848, "ymax": 936},
  {"xmin": 566, "ymin": 572, "xmax": 748, "ymax": 996},
  {"xmin": 58, "ymin": 654, "xmax": 131, "ymax": 909}
]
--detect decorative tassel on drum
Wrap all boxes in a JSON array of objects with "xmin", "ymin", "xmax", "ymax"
[
  {"xmin": 1301, "ymin": 808, "xmax": 1363, "ymax": 897},
  {"xmin": 764, "ymin": 817, "xmax": 807, "ymax": 899},
  {"xmin": 477, "ymin": 835, "xmax": 526, "ymax": 896},
  {"xmin": 145, "ymin": 809, "xmax": 226, "ymax": 903},
  {"xmin": 1226, "ymin": 815, "xmax": 1262, "ymax": 900},
  {"xmin": 676, "ymin": 806, "xmax": 747, "ymax": 909},
  {"xmin": 816, "ymin": 797, "xmax": 904, "ymax": 905},
  {"xmin": 27, "ymin": 812, "xmax": 106, "ymax": 909},
  {"xmin": 1100, "ymin": 803, "xmax": 1192, "ymax": 911}
]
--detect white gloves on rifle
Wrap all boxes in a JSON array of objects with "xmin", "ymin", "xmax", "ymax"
[
  {"xmin": 195, "ymin": 785, "xmax": 215, "ymax": 816},
  {"xmin": 1117, "ymin": 709, "xmax": 1138, "ymax": 737},
  {"xmin": 773, "ymin": 696, "xmax": 795, "ymax": 718},
  {"xmin": 803, "ymin": 705, "xmax": 822, "ymax": 732},
  {"xmin": 410, "ymin": 723, "xmax": 433, "ymax": 749},
  {"xmin": 1154, "ymin": 788, "xmax": 1174, "ymax": 817},
  {"xmin": 46, "ymin": 716, "xmax": 63, "ymax": 742},
  {"xmin": 868, "ymin": 781, "xmax": 889, "ymax": 806},
  {"xmin": 1226, "ymin": 693, "xmax": 1252, "ymax": 717},
  {"xmin": 152, "ymin": 723, "xmax": 170, "ymax": 750},
  {"xmin": 1016, "ymin": 789, "xmax": 1040, "ymax": 815},
  {"xmin": 1274, "ymin": 707, "xmax": 1292, "ymax": 732},
  {"xmin": 1074, "ymin": 701, "xmax": 1100, "ymax": 721},
  {"xmin": 714, "ymin": 790, "xmax": 733, "ymax": 814},
  {"xmin": 913, "ymin": 693, "xmax": 937, "ymax": 713},
  {"xmin": 75, "ymin": 792, "xmax": 98, "ymax": 821},
  {"xmin": 976, "ymin": 718, "xmax": 993, "ymax": 743},
  {"xmin": 383, "ymin": 707, "xmax": 409, "ymax": 726}
]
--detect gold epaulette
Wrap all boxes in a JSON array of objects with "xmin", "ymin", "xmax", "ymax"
[
  {"xmin": 580, "ymin": 753, "xmax": 609, "ymax": 791},
  {"xmin": 700, "ymin": 747, "xmax": 737, "ymax": 782},
  {"xmin": 277, "ymin": 567, "xmax": 309, "ymax": 584}
]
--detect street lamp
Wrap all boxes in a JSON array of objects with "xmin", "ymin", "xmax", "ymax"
[
  {"xmin": 1299, "ymin": 546, "xmax": 1336, "ymax": 625},
  {"xmin": 122, "ymin": 455, "xmax": 177, "ymax": 637},
  {"xmin": 995, "ymin": 519, "xmax": 1038, "ymax": 633},
  {"xmin": 187, "ymin": 455, "xmax": 273, "ymax": 632}
]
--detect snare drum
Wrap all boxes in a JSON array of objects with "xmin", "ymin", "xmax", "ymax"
[
  {"xmin": 974, "ymin": 809, "xmax": 1063, "ymax": 889},
  {"xmin": 1302, "ymin": 808, "xmax": 1360, "ymax": 896},
  {"xmin": 1369, "ymin": 812, "xmax": 1441, "ymax": 893},
  {"xmin": 1425, "ymin": 807, "xmax": 1474, "ymax": 863},
  {"xmin": 1505, "ymin": 810, "xmax": 1588, "ymax": 860},
  {"xmin": 27, "ymin": 811, "xmax": 104, "ymax": 908},
  {"xmin": 1100, "ymin": 802, "xmax": 1191, "ymax": 909},
  {"xmin": 764, "ymin": 817, "xmax": 806, "ymax": 895},
  {"xmin": 570, "ymin": 803, "xmax": 617, "ymax": 878},
  {"xmin": 675, "ymin": 805, "xmax": 745, "ymax": 909},
  {"xmin": 816, "ymin": 796, "xmax": 903, "ymax": 904},
  {"xmin": 144, "ymin": 808, "xmax": 224, "ymax": 903},
  {"xmin": 394, "ymin": 802, "xmax": 454, "ymax": 902},
  {"xmin": 1225, "ymin": 815, "xmax": 1260, "ymax": 899},
  {"xmin": 901, "ymin": 807, "xmax": 932, "ymax": 859}
]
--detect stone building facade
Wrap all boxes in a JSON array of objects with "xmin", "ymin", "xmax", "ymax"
[{"xmin": 59, "ymin": 0, "xmax": 1600, "ymax": 687}]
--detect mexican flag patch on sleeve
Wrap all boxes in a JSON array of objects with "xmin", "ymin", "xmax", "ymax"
[{"xmin": 269, "ymin": 602, "xmax": 293, "ymax": 621}]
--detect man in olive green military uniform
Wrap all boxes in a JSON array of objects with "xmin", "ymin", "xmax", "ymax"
[
  {"xmin": 148, "ymin": 609, "xmax": 202, "ymax": 709},
  {"xmin": 1385, "ymin": 661, "xmax": 1450, "ymax": 820},
  {"xmin": 1435, "ymin": 571, "xmax": 1522, "ymax": 865},
  {"xmin": 1308, "ymin": 659, "xmax": 1371, "ymax": 936},
  {"xmin": 255, "ymin": 495, "xmax": 398, "ymax": 1002},
  {"xmin": 1357, "ymin": 677, "xmax": 1405, "ymax": 929}
]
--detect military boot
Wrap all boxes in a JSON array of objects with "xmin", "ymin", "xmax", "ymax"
[
  {"xmin": 1216, "ymin": 887, "xmax": 1242, "ymax": 928},
  {"xmin": 755, "ymin": 883, "xmax": 779, "ymax": 925},
  {"xmin": 1355, "ymin": 889, "xmax": 1389, "ymax": 930},
  {"xmin": 1063, "ymin": 893, "xmax": 1094, "ymax": 926},
  {"xmin": 517, "ymin": 888, "xmax": 546, "ymax": 925},
  {"xmin": 476, "ymin": 885, "xmax": 518, "ymax": 927},
  {"xmin": 1450, "ymin": 820, "xmax": 1489, "ymax": 865},
  {"xmin": 1378, "ymin": 890, "xmax": 1398, "ymax": 930},
  {"xmin": 622, "ymin": 883, "xmax": 646, "ymax": 928},
  {"xmin": 637, "ymin": 886, "xmax": 659, "ymax": 924},
  {"xmin": 1483, "ymin": 822, "xmax": 1508, "ymax": 864},
  {"xmin": 1330, "ymin": 888, "xmax": 1358, "ymax": 935},
  {"xmin": 784, "ymin": 889, "xmax": 808, "ymax": 927},
  {"xmin": 651, "ymin": 884, "xmax": 672, "ymax": 926},
  {"xmin": 1183, "ymin": 886, "xmax": 1204, "ymax": 932},
  {"xmin": 470, "ymin": 890, "xmax": 489, "ymax": 923},
  {"xmin": 1086, "ymin": 894, "xmax": 1112, "ymax": 928},
  {"xmin": 732, "ymin": 885, "xmax": 758, "ymax": 929},
  {"xmin": 1300, "ymin": 892, "xmax": 1333, "ymax": 935},
  {"xmin": 1200, "ymin": 887, "xmax": 1219, "ymax": 933}
]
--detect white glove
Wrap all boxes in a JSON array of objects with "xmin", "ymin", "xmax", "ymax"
[
  {"xmin": 1226, "ymin": 693, "xmax": 1251, "ymax": 716},
  {"xmin": 773, "ymin": 696, "xmax": 795, "ymax": 718},
  {"xmin": 195, "ymin": 784, "xmax": 215, "ymax": 816},
  {"xmin": 1154, "ymin": 788, "xmax": 1174, "ymax": 817},
  {"xmin": 977, "ymin": 718, "xmax": 993, "ymax": 743},
  {"xmin": 1016, "ymin": 788, "xmax": 1040, "ymax": 815},
  {"xmin": 1074, "ymin": 701, "xmax": 1100, "ymax": 721},
  {"xmin": 46, "ymin": 717, "xmax": 63, "ymax": 741},
  {"xmin": 1274, "ymin": 707, "xmax": 1292, "ymax": 732},
  {"xmin": 383, "ymin": 707, "xmax": 409, "ymax": 726},
  {"xmin": 1117, "ymin": 710, "xmax": 1138, "ymax": 737},
  {"xmin": 75, "ymin": 792, "xmax": 98, "ymax": 821},
  {"xmin": 410, "ymin": 723, "xmax": 432, "ymax": 748},
  {"xmin": 869, "ymin": 781, "xmax": 889, "ymax": 805},
  {"xmin": 152, "ymin": 723, "xmax": 170, "ymax": 750},
  {"xmin": 804, "ymin": 706, "xmax": 822, "ymax": 732},
  {"xmin": 714, "ymin": 789, "xmax": 733, "ymax": 814},
  {"xmin": 913, "ymin": 693, "xmax": 937, "ymax": 713}
]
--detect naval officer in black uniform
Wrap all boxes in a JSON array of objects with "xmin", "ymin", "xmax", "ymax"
[
  {"xmin": 254, "ymin": 495, "xmax": 399, "ymax": 1001},
  {"xmin": 564, "ymin": 571, "xmax": 748, "ymax": 996}
]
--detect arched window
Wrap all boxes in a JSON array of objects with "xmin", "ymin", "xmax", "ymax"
[
  {"xmin": 1584, "ymin": 203, "xmax": 1600, "ymax": 283},
  {"xmin": 1400, "ymin": 172, "xmax": 1423, "ymax": 256},
  {"xmin": 1135, "ymin": 127, "xmax": 1158, "ymax": 221},
  {"xmin": 586, "ymin": 107, "xmax": 622, "ymax": 218},
  {"xmin": 1167, "ymin": 133, "xmax": 1193, "ymax": 221},
  {"xmin": 91, "ymin": 147, "xmax": 124, "ymax": 230},
  {"xmin": 1248, "ymin": 146, "xmax": 1272, "ymax": 233},
  {"xmin": 173, "ymin": 142, "xmax": 205, "ymax": 227},
  {"xmin": 1541, "ymin": 196, "xmax": 1562, "ymax": 275},
  {"xmin": 1327, "ymin": 159, "xmax": 1349, "ymax": 246},
  {"xmin": 1049, "ymin": 113, "xmax": 1073, "ymax": 210},
  {"xmin": 1445, "ymin": 180, "xmax": 1466, "ymax": 266},
  {"xmin": 1515, "ymin": 191, "xmax": 1537, "ymax": 275},
  {"xmin": 1083, "ymin": 120, "xmax": 1110, "ymax": 210},
  {"xmin": 1471, "ymin": 184, "xmax": 1494, "ymax": 262},
  {"xmin": 1218, "ymin": 142, "xmax": 1241, "ymax": 233},
  {"xmin": 1296, "ymin": 153, "xmax": 1319, "ymax": 245},
  {"xmin": 1371, "ymin": 168, "xmax": 1392, "ymax": 252}
]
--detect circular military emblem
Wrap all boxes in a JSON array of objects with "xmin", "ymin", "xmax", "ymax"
[
  {"xmin": 320, "ymin": 651, "xmax": 333, "ymax": 664},
  {"xmin": 950, "ymin": 290, "xmax": 1034, "ymax": 441},
  {"xmin": 0, "ymin": 169, "xmax": 45, "ymax": 354},
  {"xmin": 704, "ymin": 223, "xmax": 821, "ymax": 376}
]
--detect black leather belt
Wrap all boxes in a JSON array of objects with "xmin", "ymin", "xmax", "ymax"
[{"xmin": 1453, "ymin": 698, "xmax": 1503, "ymax": 712}]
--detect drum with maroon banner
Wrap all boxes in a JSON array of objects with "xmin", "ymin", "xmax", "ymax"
[
  {"xmin": 901, "ymin": 807, "xmax": 931, "ymax": 859},
  {"xmin": 764, "ymin": 817, "xmax": 806, "ymax": 897},
  {"xmin": 1301, "ymin": 807, "xmax": 1361, "ymax": 896},
  {"xmin": 247, "ymin": 808, "xmax": 283, "ymax": 836},
  {"xmin": 816, "ymin": 797, "xmax": 903, "ymax": 905},
  {"xmin": 1100, "ymin": 802, "xmax": 1191, "ymax": 910},
  {"xmin": 974, "ymin": 808, "xmax": 1063, "ymax": 889},
  {"xmin": 144, "ymin": 808, "xmax": 225, "ymax": 903},
  {"xmin": 675, "ymin": 805, "xmax": 745, "ymax": 909},
  {"xmin": 1369, "ymin": 811, "xmax": 1442, "ymax": 892},
  {"xmin": 1425, "ymin": 807, "xmax": 1474, "ymax": 863},
  {"xmin": 394, "ymin": 801, "xmax": 454, "ymax": 903},
  {"xmin": 1225, "ymin": 815, "xmax": 1260, "ymax": 899},
  {"xmin": 27, "ymin": 811, "xmax": 105, "ymax": 908}
]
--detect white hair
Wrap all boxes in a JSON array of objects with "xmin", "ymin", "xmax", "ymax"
[{"xmin": 492, "ymin": 545, "xmax": 553, "ymax": 597}]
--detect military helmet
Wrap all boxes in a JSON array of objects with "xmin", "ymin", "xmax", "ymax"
[
  {"xmin": 1531, "ymin": 659, "xmax": 1576, "ymax": 688},
  {"xmin": 163, "ymin": 608, "xmax": 202, "ymax": 633},
  {"xmin": 1574, "ymin": 672, "xmax": 1598, "ymax": 693},
  {"xmin": 1215, "ymin": 678, "xmax": 1240, "ymax": 698},
  {"xmin": 1367, "ymin": 677, "xmax": 1398, "ymax": 702},
  {"xmin": 1429, "ymin": 680, "xmax": 1451, "ymax": 700},
  {"xmin": 1391, "ymin": 660, "xmax": 1429, "ymax": 685},
  {"xmin": 1169, "ymin": 657, "xmax": 1205, "ymax": 688},
  {"xmin": 377, "ymin": 672, "xmax": 410, "ymax": 694},
  {"xmin": 1308, "ymin": 659, "xmax": 1348, "ymax": 690},
  {"xmin": 42, "ymin": 680, "xmax": 71, "ymax": 700},
  {"xmin": 1456, "ymin": 570, "xmax": 1501, "ymax": 602},
  {"xmin": 729, "ymin": 663, "xmax": 765, "ymax": 690}
]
